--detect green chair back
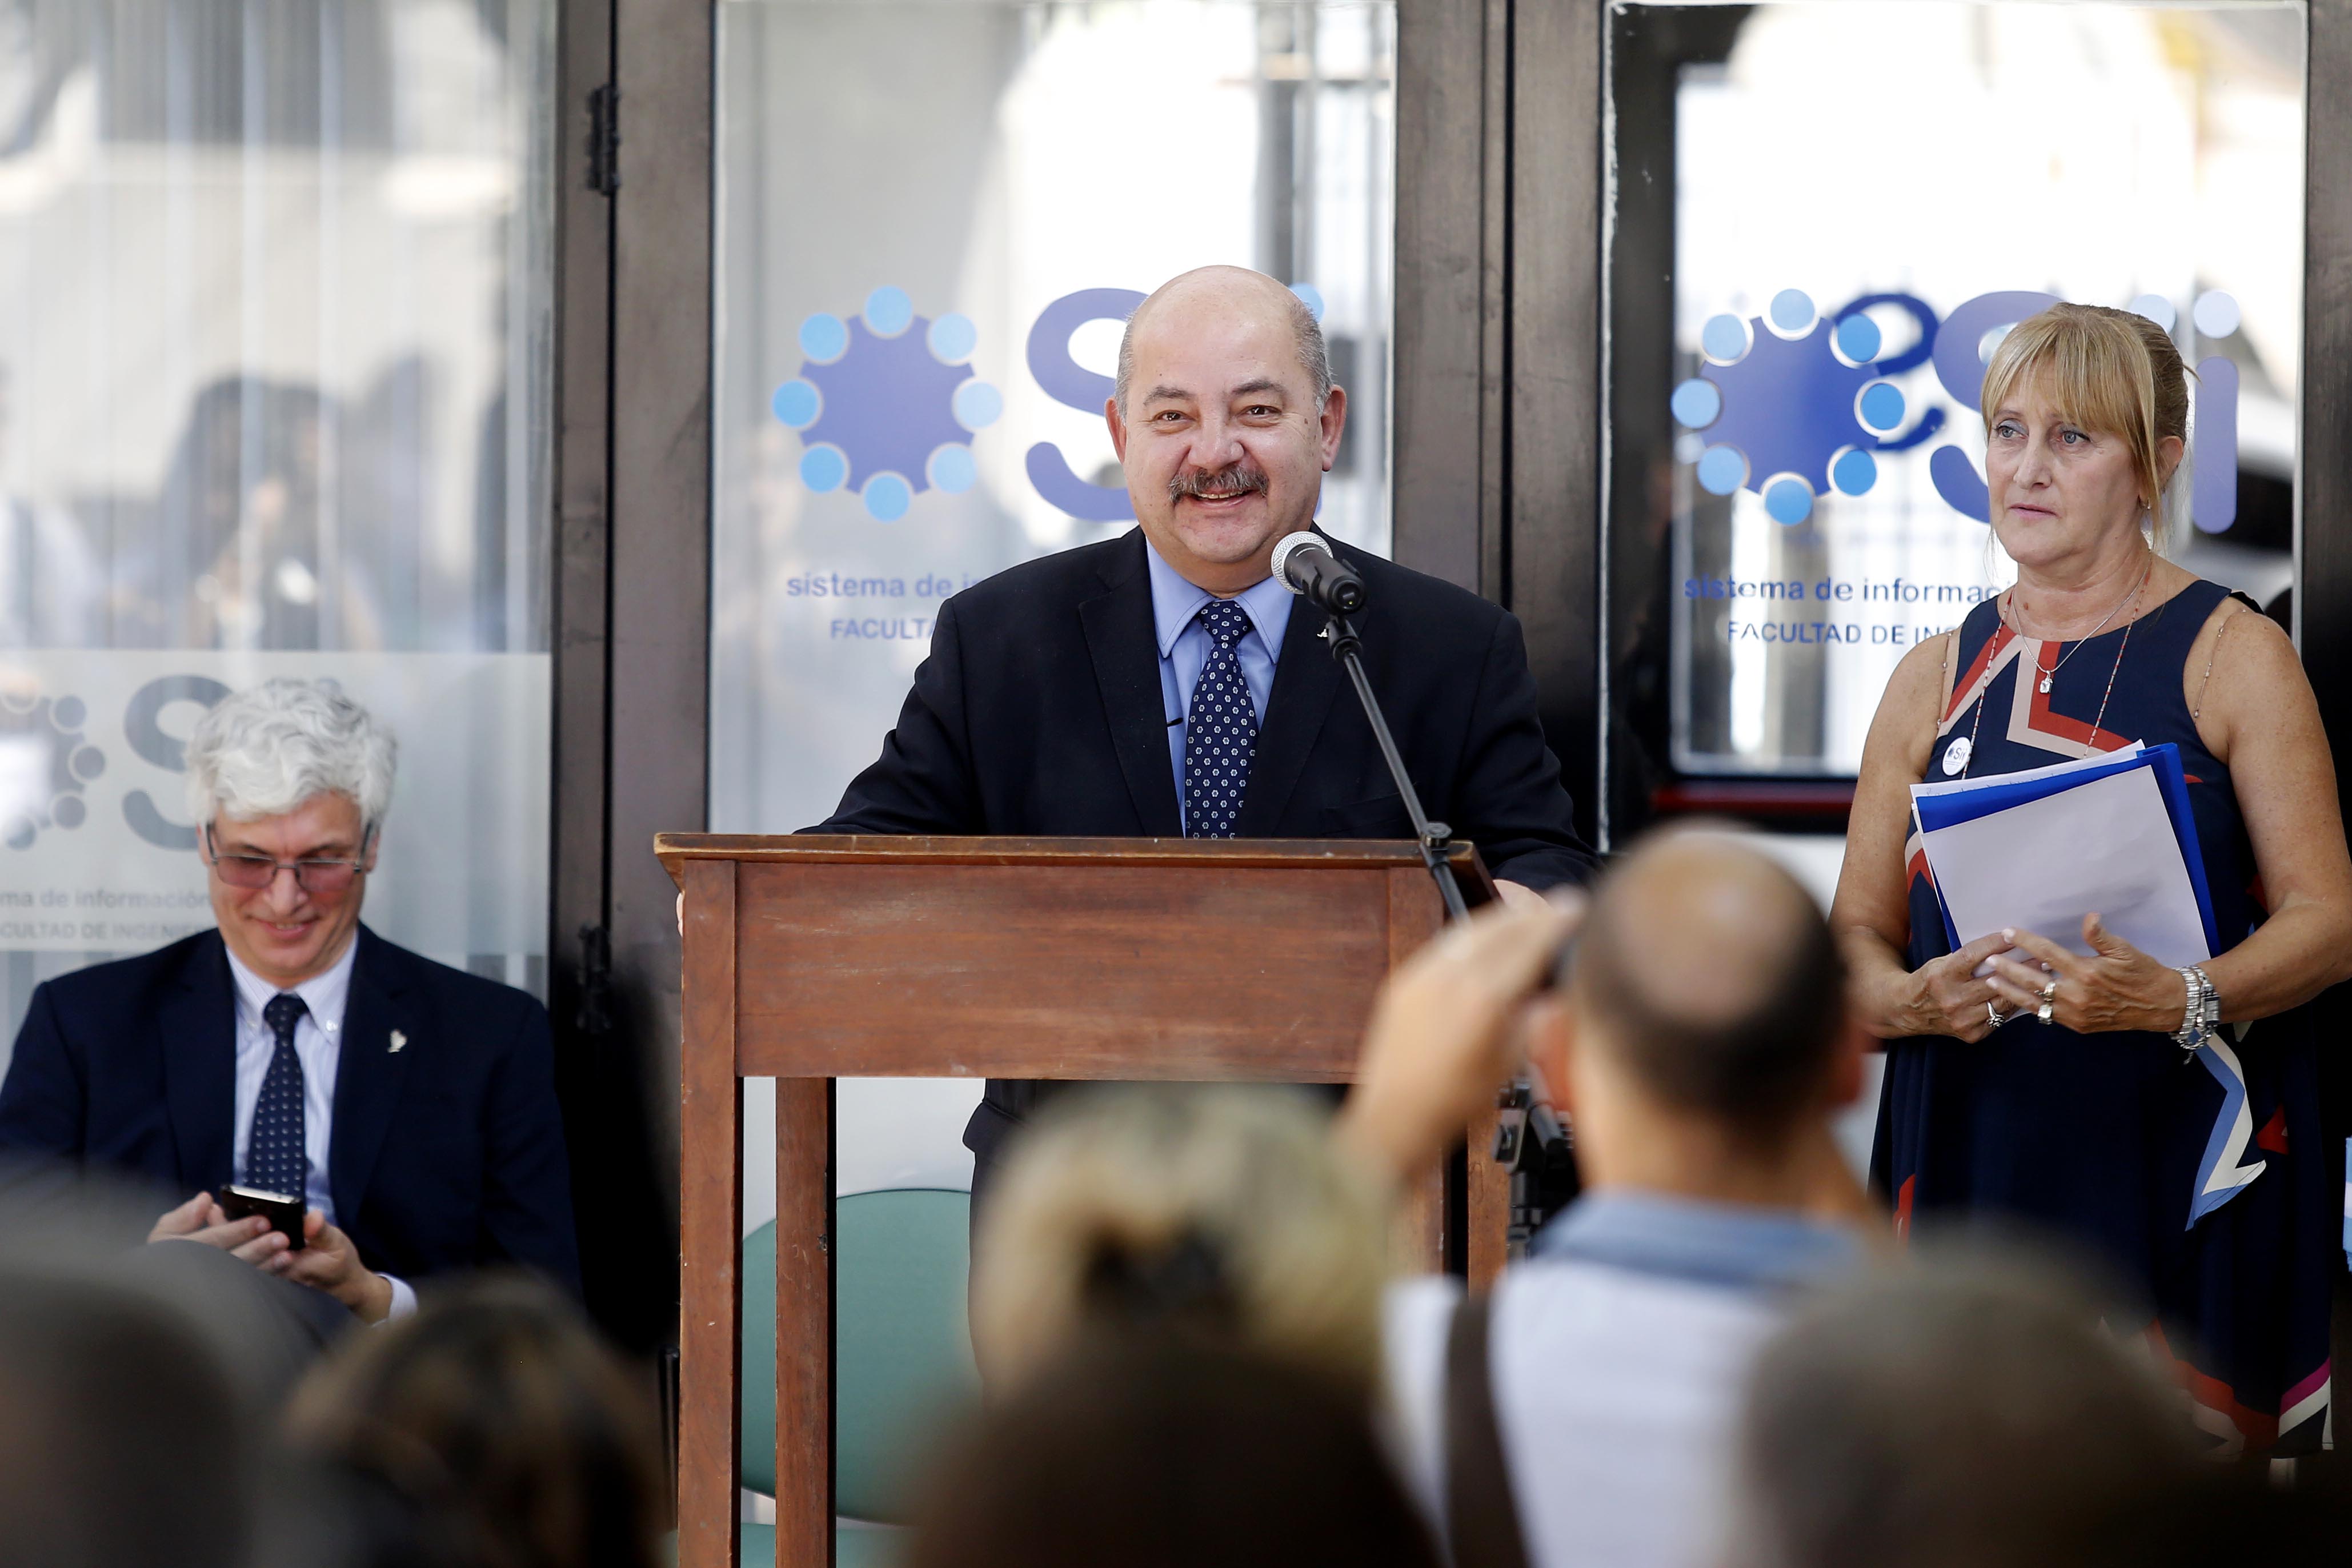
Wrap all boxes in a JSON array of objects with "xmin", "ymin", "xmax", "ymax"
[
  {"xmin": 738, "ymin": 1188, "xmax": 980, "ymax": 1526},
  {"xmin": 726, "ymin": 1521, "xmax": 901, "ymax": 1568},
  {"xmin": 833, "ymin": 1188, "xmax": 980, "ymax": 1521},
  {"xmin": 740, "ymin": 1222, "xmax": 781, "ymax": 1498}
]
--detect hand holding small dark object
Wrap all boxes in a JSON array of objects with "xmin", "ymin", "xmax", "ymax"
[
  {"xmin": 147, "ymin": 1190, "xmax": 290, "ymax": 1265},
  {"xmin": 219, "ymin": 1184, "xmax": 307, "ymax": 1250},
  {"xmin": 258, "ymin": 1212, "xmax": 396, "ymax": 1323}
]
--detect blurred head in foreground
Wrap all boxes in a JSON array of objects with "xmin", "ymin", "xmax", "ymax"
[
  {"xmin": 1729, "ymin": 1244, "xmax": 2207, "ymax": 1568},
  {"xmin": 286, "ymin": 1276, "xmax": 662, "ymax": 1568},
  {"xmin": 970, "ymin": 1085, "xmax": 1390, "ymax": 1395},
  {"xmin": 0, "ymin": 1267, "xmax": 247, "ymax": 1568},
  {"xmin": 1541, "ymin": 827, "xmax": 1865, "ymax": 1211},
  {"xmin": 907, "ymin": 1339, "xmax": 1439, "ymax": 1568}
]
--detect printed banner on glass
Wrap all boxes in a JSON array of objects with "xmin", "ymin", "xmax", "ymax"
[
  {"xmin": 712, "ymin": 0, "xmax": 1400, "ymax": 1218},
  {"xmin": 713, "ymin": 0, "xmax": 1397, "ymax": 838},
  {"xmin": 1657, "ymin": 2, "xmax": 2302, "ymax": 779},
  {"xmin": 0, "ymin": 653, "xmax": 550, "ymax": 972}
]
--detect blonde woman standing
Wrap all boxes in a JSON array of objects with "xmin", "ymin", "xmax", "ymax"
[{"xmin": 1832, "ymin": 304, "xmax": 2352, "ymax": 1454}]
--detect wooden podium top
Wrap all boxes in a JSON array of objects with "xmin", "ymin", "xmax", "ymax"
[
  {"xmin": 656, "ymin": 832, "xmax": 1480, "ymax": 878},
  {"xmin": 663, "ymin": 833, "xmax": 1483, "ymax": 1082}
]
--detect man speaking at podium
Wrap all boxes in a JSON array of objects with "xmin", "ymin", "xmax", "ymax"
[{"xmin": 810, "ymin": 264, "xmax": 1596, "ymax": 1196}]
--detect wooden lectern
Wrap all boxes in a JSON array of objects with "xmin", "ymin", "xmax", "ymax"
[{"xmin": 661, "ymin": 834, "xmax": 1512, "ymax": 1568}]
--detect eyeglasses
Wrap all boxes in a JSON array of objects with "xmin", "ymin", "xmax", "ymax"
[{"xmin": 205, "ymin": 825, "xmax": 371, "ymax": 896}]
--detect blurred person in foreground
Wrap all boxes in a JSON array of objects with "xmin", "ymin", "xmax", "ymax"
[
  {"xmin": 286, "ymin": 1276, "xmax": 663, "ymax": 1568},
  {"xmin": 1723, "ymin": 1246, "xmax": 2333, "ymax": 1568},
  {"xmin": 0, "ymin": 677, "xmax": 578, "ymax": 1348},
  {"xmin": 1833, "ymin": 303, "xmax": 2352, "ymax": 1453},
  {"xmin": 0, "ymin": 1265, "xmax": 249, "ymax": 1568},
  {"xmin": 969, "ymin": 1084, "xmax": 1391, "ymax": 1398},
  {"xmin": 1337, "ymin": 829, "xmax": 1871, "ymax": 1568},
  {"xmin": 905, "ymin": 1338, "xmax": 1440, "ymax": 1568}
]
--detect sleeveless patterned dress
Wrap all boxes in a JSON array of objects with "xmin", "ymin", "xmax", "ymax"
[{"xmin": 1874, "ymin": 578, "xmax": 2335, "ymax": 1454}]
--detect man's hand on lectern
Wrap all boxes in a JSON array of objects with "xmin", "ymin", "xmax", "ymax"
[{"xmin": 1336, "ymin": 892, "xmax": 1582, "ymax": 1186}]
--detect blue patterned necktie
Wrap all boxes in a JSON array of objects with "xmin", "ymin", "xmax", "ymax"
[
  {"xmin": 248, "ymin": 992, "xmax": 309, "ymax": 1201},
  {"xmin": 1183, "ymin": 599, "xmax": 1260, "ymax": 838}
]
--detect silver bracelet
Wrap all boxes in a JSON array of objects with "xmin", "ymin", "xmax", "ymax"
[{"xmin": 2171, "ymin": 965, "xmax": 2219, "ymax": 1053}]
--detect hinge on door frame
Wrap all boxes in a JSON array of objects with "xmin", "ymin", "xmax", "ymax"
[{"xmin": 585, "ymin": 83, "xmax": 620, "ymax": 196}]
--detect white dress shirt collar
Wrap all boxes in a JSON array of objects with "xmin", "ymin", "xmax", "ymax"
[
  {"xmin": 1142, "ymin": 535, "xmax": 1296, "ymax": 661},
  {"xmin": 224, "ymin": 932, "xmax": 359, "ymax": 1038}
]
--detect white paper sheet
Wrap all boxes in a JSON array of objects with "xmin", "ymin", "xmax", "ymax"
[
  {"xmin": 1912, "ymin": 740, "xmax": 2142, "ymax": 801},
  {"xmin": 1918, "ymin": 763, "xmax": 2212, "ymax": 965}
]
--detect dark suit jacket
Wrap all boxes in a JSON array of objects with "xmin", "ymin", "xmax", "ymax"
[
  {"xmin": 810, "ymin": 528, "xmax": 1597, "ymax": 1161},
  {"xmin": 0, "ymin": 924, "xmax": 581, "ymax": 1293}
]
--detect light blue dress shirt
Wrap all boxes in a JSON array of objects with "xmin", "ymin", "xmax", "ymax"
[
  {"xmin": 227, "ymin": 939, "xmax": 353, "ymax": 1221},
  {"xmin": 1528, "ymin": 1187, "xmax": 1862, "ymax": 1289},
  {"xmin": 225, "ymin": 939, "xmax": 416, "ymax": 1320},
  {"xmin": 1384, "ymin": 1189, "xmax": 1861, "ymax": 1568},
  {"xmin": 1144, "ymin": 540, "xmax": 1295, "ymax": 833}
]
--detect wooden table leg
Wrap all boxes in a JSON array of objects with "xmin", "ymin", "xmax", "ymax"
[
  {"xmin": 1467, "ymin": 1101, "xmax": 1510, "ymax": 1290},
  {"xmin": 679, "ymin": 860, "xmax": 743, "ymax": 1568},
  {"xmin": 775, "ymin": 1078, "xmax": 835, "ymax": 1568},
  {"xmin": 1392, "ymin": 1156, "xmax": 1449, "ymax": 1274},
  {"xmin": 1384, "ymin": 866, "xmax": 1453, "ymax": 1275}
]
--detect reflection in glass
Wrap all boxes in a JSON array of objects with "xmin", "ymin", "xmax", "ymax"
[
  {"xmin": 1606, "ymin": 2, "xmax": 2302, "ymax": 804},
  {"xmin": 711, "ymin": 0, "xmax": 1397, "ymax": 1220},
  {"xmin": 0, "ymin": 0, "xmax": 556, "ymax": 1046},
  {"xmin": 713, "ymin": 0, "xmax": 1394, "ymax": 837}
]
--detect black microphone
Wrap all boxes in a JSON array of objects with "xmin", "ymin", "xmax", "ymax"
[{"xmin": 1270, "ymin": 532, "xmax": 1368, "ymax": 616}]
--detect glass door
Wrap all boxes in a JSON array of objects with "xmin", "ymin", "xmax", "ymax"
[
  {"xmin": 1604, "ymin": 1, "xmax": 2303, "ymax": 828},
  {"xmin": 711, "ymin": 0, "xmax": 1398, "ymax": 1219},
  {"xmin": 0, "ymin": 0, "xmax": 560, "ymax": 1056}
]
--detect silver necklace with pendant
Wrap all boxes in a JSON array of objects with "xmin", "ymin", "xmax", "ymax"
[
  {"xmin": 2008, "ymin": 553, "xmax": 2153, "ymax": 694},
  {"xmin": 1948, "ymin": 565, "xmax": 2148, "ymax": 779}
]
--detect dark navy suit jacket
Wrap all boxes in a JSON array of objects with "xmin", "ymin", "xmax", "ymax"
[
  {"xmin": 807, "ymin": 528, "xmax": 1598, "ymax": 1164},
  {"xmin": 0, "ymin": 924, "xmax": 580, "ymax": 1292}
]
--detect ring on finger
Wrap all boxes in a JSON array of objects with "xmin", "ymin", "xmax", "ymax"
[
  {"xmin": 2039, "ymin": 977, "xmax": 2057, "ymax": 1003},
  {"xmin": 1985, "ymin": 1000, "xmax": 2007, "ymax": 1028},
  {"xmin": 2037, "ymin": 999, "xmax": 2054, "ymax": 1024}
]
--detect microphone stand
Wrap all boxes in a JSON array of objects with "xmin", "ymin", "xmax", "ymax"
[
  {"xmin": 1319, "ymin": 607, "xmax": 1572, "ymax": 1263},
  {"xmin": 1318, "ymin": 611, "xmax": 1468, "ymax": 921}
]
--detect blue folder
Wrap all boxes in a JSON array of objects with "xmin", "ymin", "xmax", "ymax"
[
  {"xmin": 1917, "ymin": 743, "xmax": 2253, "ymax": 1228},
  {"xmin": 1913, "ymin": 742, "xmax": 2221, "ymax": 960}
]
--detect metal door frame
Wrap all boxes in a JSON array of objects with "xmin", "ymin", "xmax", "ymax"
[{"xmin": 547, "ymin": 0, "xmax": 714, "ymax": 1357}]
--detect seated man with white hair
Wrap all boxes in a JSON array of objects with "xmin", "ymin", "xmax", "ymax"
[{"xmin": 0, "ymin": 677, "xmax": 579, "ymax": 1326}]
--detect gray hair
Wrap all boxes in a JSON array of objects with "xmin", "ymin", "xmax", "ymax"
[
  {"xmin": 1114, "ymin": 284, "xmax": 1332, "ymax": 414},
  {"xmin": 184, "ymin": 677, "xmax": 397, "ymax": 832}
]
